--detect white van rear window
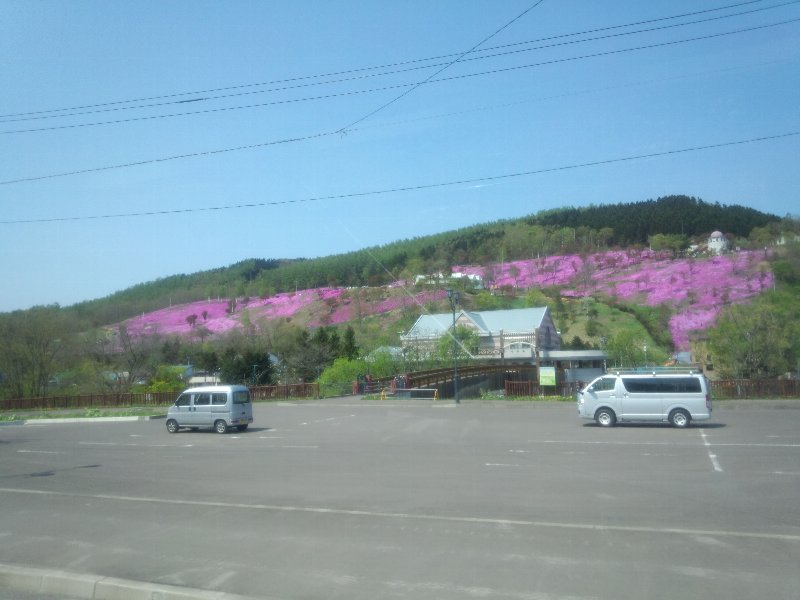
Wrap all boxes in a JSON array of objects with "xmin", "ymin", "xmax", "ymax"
[{"xmin": 233, "ymin": 391, "xmax": 250, "ymax": 404}]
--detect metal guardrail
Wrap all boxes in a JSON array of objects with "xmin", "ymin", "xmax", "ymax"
[
  {"xmin": 0, "ymin": 383, "xmax": 320, "ymax": 411},
  {"xmin": 250, "ymin": 383, "xmax": 319, "ymax": 400},
  {"xmin": 2, "ymin": 377, "xmax": 797, "ymax": 409},
  {"xmin": 506, "ymin": 379, "xmax": 800, "ymax": 399},
  {"xmin": 710, "ymin": 379, "xmax": 800, "ymax": 399},
  {"xmin": 0, "ymin": 391, "xmax": 177, "ymax": 411},
  {"xmin": 505, "ymin": 380, "xmax": 582, "ymax": 397}
]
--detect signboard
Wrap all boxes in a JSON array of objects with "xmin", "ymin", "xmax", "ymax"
[{"xmin": 539, "ymin": 366, "xmax": 557, "ymax": 387}]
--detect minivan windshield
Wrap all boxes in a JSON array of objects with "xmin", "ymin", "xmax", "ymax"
[{"xmin": 233, "ymin": 390, "xmax": 250, "ymax": 404}]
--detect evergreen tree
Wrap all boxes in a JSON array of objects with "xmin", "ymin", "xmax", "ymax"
[{"xmin": 341, "ymin": 326, "xmax": 359, "ymax": 360}]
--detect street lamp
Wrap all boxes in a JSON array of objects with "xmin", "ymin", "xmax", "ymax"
[{"xmin": 446, "ymin": 288, "xmax": 460, "ymax": 403}]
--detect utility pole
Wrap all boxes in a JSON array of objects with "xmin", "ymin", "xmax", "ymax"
[{"xmin": 446, "ymin": 289, "xmax": 460, "ymax": 403}]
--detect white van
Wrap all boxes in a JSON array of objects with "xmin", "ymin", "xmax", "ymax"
[
  {"xmin": 577, "ymin": 369, "xmax": 711, "ymax": 428},
  {"xmin": 166, "ymin": 385, "xmax": 253, "ymax": 434}
]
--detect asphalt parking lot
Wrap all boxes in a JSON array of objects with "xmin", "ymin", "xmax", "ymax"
[{"xmin": 1, "ymin": 399, "xmax": 799, "ymax": 600}]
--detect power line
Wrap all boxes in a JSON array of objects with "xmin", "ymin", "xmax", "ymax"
[
  {"xmin": 0, "ymin": 131, "xmax": 339, "ymax": 185},
  {"xmin": 336, "ymin": 0, "xmax": 546, "ymax": 133},
  {"xmin": 2, "ymin": 1, "xmax": 547, "ymax": 135},
  {"xmin": 0, "ymin": 0, "xmax": 782, "ymax": 121},
  {"xmin": 5, "ymin": 56, "xmax": 789, "ymax": 187},
  {"xmin": 3, "ymin": 15, "xmax": 798, "ymax": 137},
  {"xmin": 3, "ymin": 131, "xmax": 796, "ymax": 225},
  {"xmin": 2, "ymin": 34, "xmax": 796, "ymax": 187}
]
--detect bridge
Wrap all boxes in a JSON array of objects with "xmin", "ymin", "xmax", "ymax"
[{"xmin": 373, "ymin": 364, "xmax": 544, "ymax": 400}]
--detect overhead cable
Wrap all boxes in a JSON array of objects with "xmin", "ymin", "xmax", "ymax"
[
  {"xmin": 3, "ymin": 131, "xmax": 796, "ymax": 225},
  {"xmin": 3, "ymin": 15, "xmax": 798, "ymax": 137},
  {"xmin": 2, "ymin": 0, "xmax": 793, "ymax": 122}
]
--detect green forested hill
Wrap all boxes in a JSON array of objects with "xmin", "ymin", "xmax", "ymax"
[
  {"xmin": 63, "ymin": 195, "xmax": 779, "ymax": 327},
  {"xmin": 532, "ymin": 195, "xmax": 773, "ymax": 243},
  {"xmin": 3, "ymin": 195, "xmax": 799, "ymax": 399}
]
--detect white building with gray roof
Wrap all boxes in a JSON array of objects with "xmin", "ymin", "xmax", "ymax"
[{"xmin": 401, "ymin": 307, "xmax": 561, "ymax": 362}]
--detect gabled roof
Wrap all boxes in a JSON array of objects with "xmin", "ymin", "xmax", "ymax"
[{"xmin": 404, "ymin": 307, "xmax": 549, "ymax": 338}]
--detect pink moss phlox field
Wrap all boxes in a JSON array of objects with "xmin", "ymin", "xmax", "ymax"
[
  {"xmin": 123, "ymin": 289, "xmax": 341, "ymax": 337},
  {"xmin": 476, "ymin": 250, "xmax": 768, "ymax": 350},
  {"xmin": 310, "ymin": 290, "xmax": 446, "ymax": 327},
  {"xmin": 121, "ymin": 251, "xmax": 769, "ymax": 351},
  {"xmin": 123, "ymin": 288, "xmax": 448, "ymax": 337}
]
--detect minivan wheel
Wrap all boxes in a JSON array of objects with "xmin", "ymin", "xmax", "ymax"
[
  {"xmin": 595, "ymin": 408, "xmax": 616, "ymax": 427},
  {"xmin": 166, "ymin": 419, "xmax": 179, "ymax": 434},
  {"xmin": 669, "ymin": 409, "xmax": 691, "ymax": 428},
  {"xmin": 214, "ymin": 420, "xmax": 228, "ymax": 434}
]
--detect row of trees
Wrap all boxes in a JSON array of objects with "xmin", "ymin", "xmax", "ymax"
[
  {"xmin": 707, "ymin": 243, "xmax": 800, "ymax": 378},
  {"xmin": 535, "ymin": 196, "xmax": 776, "ymax": 245},
  {"xmin": 0, "ymin": 311, "xmax": 361, "ymax": 400}
]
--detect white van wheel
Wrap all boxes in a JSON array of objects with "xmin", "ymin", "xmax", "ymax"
[
  {"xmin": 166, "ymin": 419, "xmax": 179, "ymax": 433},
  {"xmin": 214, "ymin": 420, "xmax": 228, "ymax": 434},
  {"xmin": 595, "ymin": 408, "xmax": 616, "ymax": 427},
  {"xmin": 669, "ymin": 409, "xmax": 690, "ymax": 428}
]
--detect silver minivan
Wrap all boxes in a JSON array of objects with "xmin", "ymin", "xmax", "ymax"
[
  {"xmin": 166, "ymin": 385, "xmax": 253, "ymax": 434},
  {"xmin": 577, "ymin": 369, "xmax": 711, "ymax": 428}
]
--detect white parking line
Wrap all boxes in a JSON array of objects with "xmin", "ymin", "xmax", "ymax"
[
  {"xmin": 538, "ymin": 440, "xmax": 680, "ymax": 446},
  {"xmin": 535, "ymin": 440, "xmax": 800, "ymax": 448},
  {"xmin": 2, "ymin": 487, "xmax": 798, "ymax": 543},
  {"xmin": 700, "ymin": 429, "xmax": 723, "ymax": 472},
  {"xmin": 702, "ymin": 442, "xmax": 800, "ymax": 448}
]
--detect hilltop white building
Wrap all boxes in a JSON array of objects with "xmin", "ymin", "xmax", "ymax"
[{"xmin": 707, "ymin": 230, "xmax": 729, "ymax": 254}]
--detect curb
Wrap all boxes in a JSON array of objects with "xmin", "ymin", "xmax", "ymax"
[{"xmin": 0, "ymin": 563, "xmax": 266, "ymax": 600}]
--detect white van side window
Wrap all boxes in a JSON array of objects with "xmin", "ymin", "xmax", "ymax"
[
  {"xmin": 593, "ymin": 377, "xmax": 616, "ymax": 392},
  {"xmin": 621, "ymin": 377, "xmax": 702, "ymax": 393},
  {"xmin": 211, "ymin": 393, "xmax": 227, "ymax": 406},
  {"xmin": 194, "ymin": 393, "xmax": 212, "ymax": 406}
]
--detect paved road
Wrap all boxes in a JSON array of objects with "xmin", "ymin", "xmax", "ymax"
[{"xmin": 1, "ymin": 399, "xmax": 799, "ymax": 599}]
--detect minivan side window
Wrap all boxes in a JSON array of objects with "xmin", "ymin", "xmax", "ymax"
[
  {"xmin": 194, "ymin": 393, "xmax": 211, "ymax": 406},
  {"xmin": 175, "ymin": 394, "xmax": 191, "ymax": 407},
  {"xmin": 621, "ymin": 377, "xmax": 702, "ymax": 393},
  {"xmin": 211, "ymin": 393, "xmax": 228, "ymax": 406},
  {"xmin": 233, "ymin": 391, "xmax": 250, "ymax": 404}
]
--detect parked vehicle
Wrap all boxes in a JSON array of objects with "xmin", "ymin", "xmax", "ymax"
[
  {"xmin": 166, "ymin": 385, "xmax": 253, "ymax": 434},
  {"xmin": 577, "ymin": 368, "xmax": 711, "ymax": 428}
]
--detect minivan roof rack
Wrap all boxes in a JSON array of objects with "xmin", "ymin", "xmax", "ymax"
[{"xmin": 609, "ymin": 365, "xmax": 703, "ymax": 376}]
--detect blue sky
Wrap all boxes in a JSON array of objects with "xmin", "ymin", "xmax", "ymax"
[{"xmin": 2, "ymin": 0, "xmax": 798, "ymax": 312}]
